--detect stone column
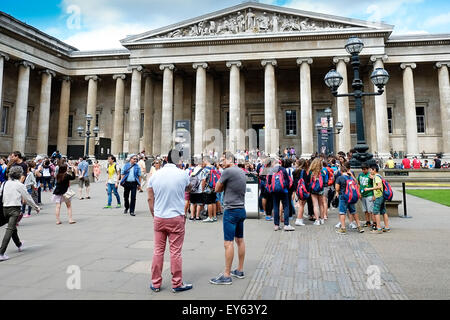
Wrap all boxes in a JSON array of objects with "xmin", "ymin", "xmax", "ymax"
[
  {"xmin": 370, "ymin": 56, "xmax": 390, "ymax": 158},
  {"xmin": 436, "ymin": 62, "xmax": 450, "ymax": 157},
  {"xmin": 261, "ymin": 59, "xmax": 277, "ymax": 156},
  {"xmin": 0, "ymin": 53, "xmax": 9, "ymax": 122},
  {"xmin": 152, "ymin": 81, "xmax": 162, "ymax": 155},
  {"xmin": 160, "ymin": 64, "xmax": 175, "ymax": 156},
  {"xmin": 56, "ymin": 77, "xmax": 71, "ymax": 155},
  {"xmin": 193, "ymin": 62, "xmax": 208, "ymax": 157},
  {"xmin": 226, "ymin": 61, "xmax": 242, "ymax": 153},
  {"xmin": 240, "ymin": 72, "xmax": 246, "ymax": 151},
  {"xmin": 333, "ymin": 57, "xmax": 351, "ymax": 153},
  {"xmin": 128, "ymin": 65, "xmax": 143, "ymax": 154},
  {"xmin": 12, "ymin": 61, "xmax": 34, "ymax": 153},
  {"xmin": 205, "ymin": 73, "xmax": 214, "ymax": 131},
  {"xmin": 36, "ymin": 69, "xmax": 56, "ymax": 155},
  {"xmin": 173, "ymin": 73, "xmax": 184, "ymax": 124},
  {"xmin": 297, "ymin": 58, "xmax": 313, "ymax": 158},
  {"xmin": 84, "ymin": 75, "xmax": 99, "ymax": 157},
  {"xmin": 143, "ymin": 73, "xmax": 154, "ymax": 156},
  {"xmin": 111, "ymin": 74, "xmax": 126, "ymax": 156},
  {"xmin": 400, "ymin": 63, "xmax": 419, "ymax": 156}
]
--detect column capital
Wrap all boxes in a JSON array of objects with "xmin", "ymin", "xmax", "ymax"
[
  {"xmin": 59, "ymin": 76, "xmax": 72, "ymax": 82},
  {"xmin": 226, "ymin": 61, "xmax": 242, "ymax": 68},
  {"xmin": 39, "ymin": 69, "xmax": 56, "ymax": 77},
  {"xmin": 332, "ymin": 56, "xmax": 350, "ymax": 64},
  {"xmin": 16, "ymin": 60, "xmax": 35, "ymax": 70},
  {"xmin": 84, "ymin": 75, "xmax": 99, "ymax": 81},
  {"xmin": 370, "ymin": 55, "xmax": 388, "ymax": 63},
  {"xmin": 400, "ymin": 63, "xmax": 417, "ymax": 70},
  {"xmin": 297, "ymin": 58, "xmax": 313, "ymax": 65},
  {"xmin": 193, "ymin": 62, "xmax": 208, "ymax": 70},
  {"xmin": 112, "ymin": 74, "xmax": 126, "ymax": 80},
  {"xmin": 0, "ymin": 52, "xmax": 10, "ymax": 61},
  {"xmin": 436, "ymin": 61, "xmax": 450, "ymax": 68},
  {"xmin": 159, "ymin": 63, "xmax": 175, "ymax": 71},
  {"xmin": 261, "ymin": 59, "xmax": 277, "ymax": 67},
  {"xmin": 128, "ymin": 65, "xmax": 143, "ymax": 72}
]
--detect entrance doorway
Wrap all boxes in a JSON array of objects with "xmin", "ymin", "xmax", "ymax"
[{"xmin": 252, "ymin": 124, "xmax": 265, "ymax": 150}]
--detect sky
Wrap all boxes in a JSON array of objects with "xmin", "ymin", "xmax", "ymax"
[{"xmin": 1, "ymin": 0, "xmax": 449, "ymax": 50}]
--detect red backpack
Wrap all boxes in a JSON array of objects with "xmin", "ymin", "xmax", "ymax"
[
  {"xmin": 296, "ymin": 171, "xmax": 310, "ymax": 200},
  {"xmin": 326, "ymin": 167, "xmax": 335, "ymax": 186}
]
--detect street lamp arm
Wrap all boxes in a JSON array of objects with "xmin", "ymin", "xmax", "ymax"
[
  {"xmin": 332, "ymin": 92, "xmax": 356, "ymax": 98},
  {"xmin": 361, "ymin": 90, "xmax": 384, "ymax": 97}
]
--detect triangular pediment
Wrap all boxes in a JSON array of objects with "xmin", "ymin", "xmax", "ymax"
[{"xmin": 121, "ymin": 1, "xmax": 393, "ymax": 45}]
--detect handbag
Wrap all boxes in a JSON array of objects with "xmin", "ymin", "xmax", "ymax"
[{"xmin": 63, "ymin": 188, "xmax": 76, "ymax": 200}]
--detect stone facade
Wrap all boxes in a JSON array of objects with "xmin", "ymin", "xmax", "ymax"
[{"xmin": 0, "ymin": 2, "xmax": 449, "ymax": 158}]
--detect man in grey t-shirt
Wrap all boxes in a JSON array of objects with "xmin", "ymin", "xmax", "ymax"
[{"xmin": 210, "ymin": 153, "xmax": 246, "ymax": 285}]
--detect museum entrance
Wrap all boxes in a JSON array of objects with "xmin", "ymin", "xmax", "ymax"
[{"xmin": 252, "ymin": 124, "xmax": 265, "ymax": 151}]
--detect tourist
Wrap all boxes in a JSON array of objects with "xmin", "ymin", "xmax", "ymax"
[
  {"xmin": 334, "ymin": 162, "xmax": 364, "ymax": 235},
  {"xmin": 77, "ymin": 156, "xmax": 91, "ymax": 200},
  {"xmin": 357, "ymin": 162, "xmax": 374, "ymax": 228},
  {"xmin": 215, "ymin": 161, "xmax": 224, "ymax": 215},
  {"xmin": 308, "ymin": 158, "xmax": 325, "ymax": 226},
  {"xmin": 0, "ymin": 166, "xmax": 40, "ymax": 261},
  {"xmin": 7, "ymin": 151, "xmax": 27, "ymax": 183},
  {"xmin": 120, "ymin": 154, "xmax": 142, "ymax": 216},
  {"xmin": 52, "ymin": 164, "xmax": 76, "ymax": 225},
  {"xmin": 149, "ymin": 158, "xmax": 161, "ymax": 178},
  {"xmin": 320, "ymin": 160, "xmax": 330, "ymax": 221},
  {"xmin": 434, "ymin": 156, "xmax": 442, "ymax": 169},
  {"xmin": 412, "ymin": 156, "xmax": 421, "ymax": 169},
  {"xmin": 293, "ymin": 159, "xmax": 307, "ymax": 226},
  {"xmin": 40, "ymin": 159, "xmax": 53, "ymax": 192},
  {"xmin": 201, "ymin": 157, "xmax": 217, "ymax": 223},
  {"xmin": 210, "ymin": 152, "xmax": 247, "ymax": 285},
  {"xmin": 93, "ymin": 160, "xmax": 101, "ymax": 182},
  {"xmin": 365, "ymin": 164, "xmax": 391, "ymax": 234},
  {"xmin": 385, "ymin": 157, "xmax": 395, "ymax": 169},
  {"xmin": 188, "ymin": 158, "xmax": 204, "ymax": 221},
  {"xmin": 104, "ymin": 155, "xmax": 121, "ymax": 209},
  {"xmin": 147, "ymin": 149, "xmax": 193, "ymax": 293},
  {"xmin": 22, "ymin": 161, "xmax": 39, "ymax": 218},
  {"xmin": 0, "ymin": 157, "xmax": 7, "ymax": 185},
  {"xmin": 267, "ymin": 157, "xmax": 294, "ymax": 231},
  {"xmin": 402, "ymin": 156, "xmax": 411, "ymax": 169}
]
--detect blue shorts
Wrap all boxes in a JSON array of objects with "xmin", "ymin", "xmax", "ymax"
[
  {"xmin": 338, "ymin": 195, "xmax": 356, "ymax": 215},
  {"xmin": 223, "ymin": 208, "xmax": 246, "ymax": 241}
]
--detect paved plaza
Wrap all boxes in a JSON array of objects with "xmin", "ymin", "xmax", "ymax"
[{"xmin": 0, "ymin": 173, "xmax": 449, "ymax": 300}]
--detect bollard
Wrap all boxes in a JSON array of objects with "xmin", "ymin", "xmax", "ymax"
[{"xmin": 400, "ymin": 182, "xmax": 412, "ymax": 218}]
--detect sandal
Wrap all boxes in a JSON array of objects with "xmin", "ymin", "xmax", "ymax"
[
  {"xmin": 80, "ymin": 197, "xmax": 84, "ymax": 200},
  {"xmin": 56, "ymin": 221, "xmax": 62, "ymax": 225},
  {"xmin": 69, "ymin": 221, "xmax": 77, "ymax": 224},
  {"xmin": 86, "ymin": 197, "xmax": 91, "ymax": 199}
]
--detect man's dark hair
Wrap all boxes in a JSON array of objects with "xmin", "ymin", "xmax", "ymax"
[
  {"xmin": 361, "ymin": 162, "xmax": 369, "ymax": 169},
  {"xmin": 370, "ymin": 164, "xmax": 380, "ymax": 172},
  {"xmin": 168, "ymin": 149, "xmax": 181, "ymax": 164},
  {"xmin": 12, "ymin": 151, "xmax": 22, "ymax": 159}
]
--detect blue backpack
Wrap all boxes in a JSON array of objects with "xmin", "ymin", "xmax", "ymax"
[
  {"xmin": 267, "ymin": 168, "xmax": 286, "ymax": 193},
  {"xmin": 343, "ymin": 175, "xmax": 360, "ymax": 204},
  {"xmin": 296, "ymin": 170, "xmax": 310, "ymax": 200},
  {"xmin": 309, "ymin": 174, "xmax": 324, "ymax": 193},
  {"xmin": 208, "ymin": 168, "xmax": 221, "ymax": 189}
]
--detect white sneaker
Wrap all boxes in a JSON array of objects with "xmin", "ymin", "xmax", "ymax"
[
  {"xmin": 0, "ymin": 254, "xmax": 9, "ymax": 261},
  {"xmin": 313, "ymin": 220, "xmax": 321, "ymax": 226},
  {"xmin": 18, "ymin": 241, "xmax": 25, "ymax": 252},
  {"xmin": 320, "ymin": 219, "xmax": 325, "ymax": 225},
  {"xmin": 284, "ymin": 225, "xmax": 295, "ymax": 231},
  {"xmin": 295, "ymin": 219, "xmax": 305, "ymax": 226},
  {"xmin": 349, "ymin": 222, "xmax": 358, "ymax": 229},
  {"xmin": 335, "ymin": 222, "xmax": 341, "ymax": 228},
  {"xmin": 202, "ymin": 217, "xmax": 213, "ymax": 223}
]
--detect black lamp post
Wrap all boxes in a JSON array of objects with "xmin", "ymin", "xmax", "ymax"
[
  {"xmin": 324, "ymin": 36, "xmax": 390, "ymax": 168},
  {"xmin": 77, "ymin": 114, "xmax": 100, "ymax": 158},
  {"xmin": 315, "ymin": 107, "xmax": 343, "ymax": 155}
]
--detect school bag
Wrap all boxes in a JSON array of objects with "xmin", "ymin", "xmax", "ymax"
[
  {"xmin": 266, "ymin": 167, "xmax": 286, "ymax": 193},
  {"xmin": 309, "ymin": 173, "xmax": 324, "ymax": 193},
  {"xmin": 296, "ymin": 170, "xmax": 310, "ymax": 200},
  {"xmin": 377, "ymin": 174, "xmax": 394, "ymax": 201},
  {"xmin": 326, "ymin": 167, "xmax": 335, "ymax": 186},
  {"xmin": 189, "ymin": 167, "xmax": 204, "ymax": 193},
  {"xmin": 343, "ymin": 175, "xmax": 360, "ymax": 204},
  {"xmin": 208, "ymin": 167, "xmax": 221, "ymax": 189}
]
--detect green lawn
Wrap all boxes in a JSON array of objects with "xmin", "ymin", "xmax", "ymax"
[{"xmin": 405, "ymin": 189, "xmax": 450, "ymax": 207}]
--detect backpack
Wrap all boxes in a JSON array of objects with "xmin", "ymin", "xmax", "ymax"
[
  {"xmin": 309, "ymin": 174, "xmax": 324, "ymax": 193},
  {"xmin": 321, "ymin": 167, "xmax": 329, "ymax": 186},
  {"xmin": 343, "ymin": 175, "xmax": 360, "ymax": 204},
  {"xmin": 189, "ymin": 167, "xmax": 204, "ymax": 193},
  {"xmin": 208, "ymin": 167, "xmax": 221, "ymax": 189},
  {"xmin": 43, "ymin": 167, "xmax": 51, "ymax": 177},
  {"xmin": 296, "ymin": 171, "xmax": 310, "ymax": 200},
  {"xmin": 326, "ymin": 167, "xmax": 335, "ymax": 186},
  {"xmin": 377, "ymin": 174, "xmax": 394, "ymax": 201},
  {"xmin": 267, "ymin": 168, "xmax": 286, "ymax": 193}
]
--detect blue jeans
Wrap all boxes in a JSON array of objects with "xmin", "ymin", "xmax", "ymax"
[
  {"xmin": 21, "ymin": 188, "xmax": 33, "ymax": 215},
  {"xmin": 107, "ymin": 183, "xmax": 121, "ymax": 206},
  {"xmin": 272, "ymin": 192, "xmax": 289, "ymax": 226}
]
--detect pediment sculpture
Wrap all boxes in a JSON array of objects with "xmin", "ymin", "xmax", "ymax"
[{"xmin": 155, "ymin": 8, "xmax": 354, "ymax": 39}]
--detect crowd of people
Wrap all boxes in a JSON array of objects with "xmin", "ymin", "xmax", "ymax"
[{"xmin": 0, "ymin": 147, "xmax": 444, "ymax": 290}]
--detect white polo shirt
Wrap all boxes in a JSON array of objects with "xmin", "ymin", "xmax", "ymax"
[{"xmin": 147, "ymin": 163, "xmax": 189, "ymax": 219}]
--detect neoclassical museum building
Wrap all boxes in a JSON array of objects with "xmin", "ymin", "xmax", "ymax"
[{"xmin": 0, "ymin": 1, "xmax": 449, "ymax": 159}]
